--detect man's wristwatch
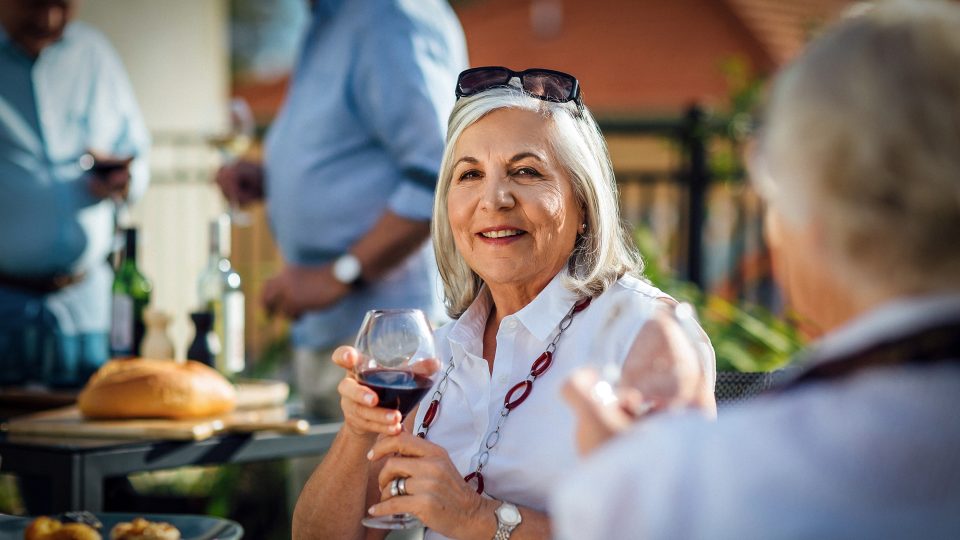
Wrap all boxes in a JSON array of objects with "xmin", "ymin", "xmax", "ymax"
[
  {"xmin": 331, "ymin": 253, "xmax": 364, "ymax": 289},
  {"xmin": 493, "ymin": 501, "xmax": 522, "ymax": 540}
]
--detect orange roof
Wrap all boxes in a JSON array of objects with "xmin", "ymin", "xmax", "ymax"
[
  {"xmin": 236, "ymin": 0, "xmax": 853, "ymax": 120},
  {"xmin": 453, "ymin": 0, "xmax": 851, "ymax": 115},
  {"xmin": 724, "ymin": 0, "xmax": 850, "ymax": 65}
]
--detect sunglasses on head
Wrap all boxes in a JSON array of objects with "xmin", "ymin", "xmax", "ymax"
[{"xmin": 455, "ymin": 66, "xmax": 581, "ymax": 104}]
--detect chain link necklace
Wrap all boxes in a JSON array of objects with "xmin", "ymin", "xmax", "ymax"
[{"xmin": 416, "ymin": 296, "xmax": 592, "ymax": 494}]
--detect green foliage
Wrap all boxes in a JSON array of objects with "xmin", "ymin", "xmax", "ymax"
[
  {"xmin": 205, "ymin": 461, "xmax": 291, "ymax": 540},
  {"xmin": 634, "ymin": 227, "xmax": 802, "ymax": 372},
  {"xmin": 246, "ymin": 332, "xmax": 292, "ymax": 379},
  {"xmin": 0, "ymin": 474, "xmax": 24, "ymax": 515},
  {"xmin": 708, "ymin": 55, "xmax": 766, "ymax": 183}
]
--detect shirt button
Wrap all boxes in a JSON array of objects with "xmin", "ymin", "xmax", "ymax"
[{"xmin": 505, "ymin": 319, "xmax": 518, "ymax": 330}]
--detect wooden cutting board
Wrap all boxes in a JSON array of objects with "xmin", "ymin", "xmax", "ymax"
[
  {"xmin": 3, "ymin": 405, "xmax": 309, "ymax": 441},
  {"xmin": 234, "ymin": 378, "xmax": 290, "ymax": 410}
]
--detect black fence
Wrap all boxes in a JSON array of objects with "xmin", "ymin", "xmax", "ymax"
[{"xmin": 599, "ymin": 105, "xmax": 778, "ymax": 308}]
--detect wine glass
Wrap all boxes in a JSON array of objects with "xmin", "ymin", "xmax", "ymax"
[
  {"xmin": 354, "ymin": 309, "xmax": 441, "ymax": 530},
  {"xmin": 593, "ymin": 301, "xmax": 712, "ymax": 417},
  {"xmin": 209, "ymin": 97, "xmax": 255, "ymax": 226}
]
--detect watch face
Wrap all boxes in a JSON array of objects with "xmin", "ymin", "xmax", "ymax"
[
  {"xmin": 333, "ymin": 254, "xmax": 361, "ymax": 284},
  {"xmin": 497, "ymin": 505, "xmax": 520, "ymax": 525}
]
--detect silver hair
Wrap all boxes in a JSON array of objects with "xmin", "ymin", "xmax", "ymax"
[
  {"xmin": 759, "ymin": 0, "xmax": 960, "ymax": 294},
  {"xmin": 432, "ymin": 87, "xmax": 642, "ymax": 318}
]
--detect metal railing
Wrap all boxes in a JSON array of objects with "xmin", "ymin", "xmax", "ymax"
[{"xmin": 599, "ymin": 105, "xmax": 774, "ymax": 306}]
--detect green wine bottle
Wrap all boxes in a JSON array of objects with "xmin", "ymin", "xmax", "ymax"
[{"xmin": 110, "ymin": 227, "xmax": 152, "ymax": 357}]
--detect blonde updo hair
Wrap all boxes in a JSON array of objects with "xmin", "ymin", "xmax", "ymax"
[
  {"xmin": 432, "ymin": 86, "xmax": 642, "ymax": 318},
  {"xmin": 758, "ymin": 0, "xmax": 960, "ymax": 296}
]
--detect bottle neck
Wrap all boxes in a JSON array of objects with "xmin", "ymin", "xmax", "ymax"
[
  {"xmin": 207, "ymin": 252, "xmax": 228, "ymax": 266},
  {"xmin": 208, "ymin": 216, "xmax": 231, "ymax": 259},
  {"xmin": 122, "ymin": 229, "xmax": 138, "ymax": 267},
  {"xmin": 208, "ymin": 238, "xmax": 229, "ymax": 260}
]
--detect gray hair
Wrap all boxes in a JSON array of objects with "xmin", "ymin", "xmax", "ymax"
[
  {"xmin": 758, "ymin": 0, "xmax": 960, "ymax": 295},
  {"xmin": 432, "ymin": 87, "xmax": 642, "ymax": 318}
]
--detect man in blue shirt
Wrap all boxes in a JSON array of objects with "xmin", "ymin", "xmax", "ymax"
[
  {"xmin": 0, "ymin": 0, "xmax": 150, "ymax": 387},
  {"xmin": 217, "ymin": 0, "xmax": 467, "ymax": 417}
]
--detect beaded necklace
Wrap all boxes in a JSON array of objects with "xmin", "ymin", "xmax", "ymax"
[{"xmin": 416, "ymin": 296, "xmax": 592, "ymax": 494}]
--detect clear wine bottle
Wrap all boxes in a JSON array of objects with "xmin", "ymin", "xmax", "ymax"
[{"xmin": 197, "ymin": 214, "xmax": 245, "ymax": 374}]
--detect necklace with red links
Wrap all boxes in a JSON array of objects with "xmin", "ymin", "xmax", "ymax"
[{"xmin": 416, "ymin": 296, "xmax": 592, "ymax": 494}]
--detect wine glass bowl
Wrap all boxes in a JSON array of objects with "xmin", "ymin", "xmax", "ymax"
[
  {"xmin": 354, "ymin": 309, "xmax": 439, "ymax": 419},
  {"xmin": 209, "ymin": 97, "xmax": 255, "ymax": 227}
]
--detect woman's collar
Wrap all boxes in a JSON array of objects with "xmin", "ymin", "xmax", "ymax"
[
  {"xmin": 447, "ymin": 272, "xmax": 580, "ymax": 347},
  {"xmin": 446, "ymin": 286, "xmax": 493, "ymax": 350},
  {"xmin": 513, "ymin": 271, "xmax": 581, "ymax": 343}
]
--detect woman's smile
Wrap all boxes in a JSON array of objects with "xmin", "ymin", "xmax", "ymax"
[{"xmin": 477, "ymin": 226, "xmax": 528, "ymax": 244}]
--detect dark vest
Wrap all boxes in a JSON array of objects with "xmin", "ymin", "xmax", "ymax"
[{"xmin": 781, "ymin": 319, "xmax": 960, "ymax": 391}]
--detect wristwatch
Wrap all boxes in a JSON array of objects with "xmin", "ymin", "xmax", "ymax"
[
  {"xmin": 493, "ymin": 501, "xmax": 522, "ymax": 540},
  {"xmin": 331, "ymin": 253, "xmax": 364, "ymax": 288}
]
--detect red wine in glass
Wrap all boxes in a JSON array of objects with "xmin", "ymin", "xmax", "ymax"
[{"xmin": 358, "ymin": 368, "xmax": 434, "ymax": 419}]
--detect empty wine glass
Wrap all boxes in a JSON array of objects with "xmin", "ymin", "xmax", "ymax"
[
  {"xmin": 209, "ymin": 97, "xmax": 255, "ymax": 226},
  {"xmin": 354, "ymin": 309, "xmax": 441, "ymax": 530},
  {"xmin": 594, "ymin": 301, "xmax": 711, "ymax": 417}
]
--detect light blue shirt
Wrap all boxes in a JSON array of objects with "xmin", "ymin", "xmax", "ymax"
[
  {"xmin": 264, "ymin": 0, "xmax": 467, "ymax": 348},
  {"xmin": 0, "ymin": 21, "xmax": 150, "ymax": 333}
]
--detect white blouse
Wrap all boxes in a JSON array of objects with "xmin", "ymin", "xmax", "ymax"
[{"xmin": 413, "ymin": 272, "xmax": 708, "ymax": 539}]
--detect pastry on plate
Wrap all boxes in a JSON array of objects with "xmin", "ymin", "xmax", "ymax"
[
  {"xmin": 23, "ymin": 516, "xmax": 102, "ymax": 540},
  {"xmin": 109, "ymin": 517, "xmax": 180, "ymax": 540}
]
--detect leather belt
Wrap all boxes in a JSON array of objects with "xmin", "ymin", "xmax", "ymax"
[{"xmin": 0, "ymin": 270, "xmax": 87, "ymax": 294}]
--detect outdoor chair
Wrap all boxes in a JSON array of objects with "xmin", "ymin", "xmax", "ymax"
[{"xmin": 715, "ymin": 370, "xmax": 791, "ymax": 409}]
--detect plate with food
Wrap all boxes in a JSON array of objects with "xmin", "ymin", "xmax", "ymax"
[{"xmin": 0, "ymin": 511, "xmax": 243, "ymax": 540}]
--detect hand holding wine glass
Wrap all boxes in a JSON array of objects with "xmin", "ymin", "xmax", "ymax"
[
  {"xmin": 81, "ymin": 151, "xmax": 135, "ymax": 199},
  {"xmin": 616, "ymin": 302, "xmax": 714, "ymax": 416},
  {"xmin": 209, "ymin": 97, "xmax": 256, "ymax": 226},
  {"xmin": 567, "ymin": 301, "xmax": 715, "ymax": 455},
  {"xmin": 352, "ymin": 308, "xmax": 441, "ymax": 530}
]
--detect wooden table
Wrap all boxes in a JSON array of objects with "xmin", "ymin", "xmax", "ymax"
[{"xmin": 0, "ymin": 416, "xmax": 340, "ymax": 512}]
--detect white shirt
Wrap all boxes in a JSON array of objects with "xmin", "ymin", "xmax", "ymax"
[
  {"xmin": 551, "ymin": 294, "xmax": 960, "ymax": 540},
  {"xmin": 413, "ymin": 272, "xmax": 693, "ymax": 540}
]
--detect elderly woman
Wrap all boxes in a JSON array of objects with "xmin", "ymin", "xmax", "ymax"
[
  {"xmin": 554, "ymin": 1, "xmax": 960, "ymax": 538},
  {"xmin": 293, "ymin": 68, "xmax": 716, "ymax": 539}
]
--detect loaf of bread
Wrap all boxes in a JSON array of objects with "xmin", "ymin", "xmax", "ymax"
[{"xmin": 78, "ymin": 359, "xmax": 236, "ymax": 419}]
